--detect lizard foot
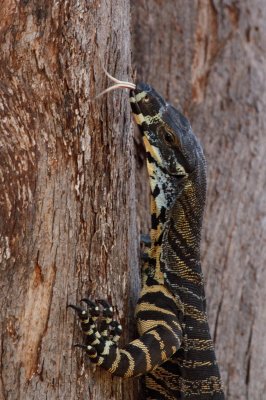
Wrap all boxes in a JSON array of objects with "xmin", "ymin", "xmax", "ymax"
[{"xmin": 68, "ymin": 298, "xmax": 122, "ymax": 364}]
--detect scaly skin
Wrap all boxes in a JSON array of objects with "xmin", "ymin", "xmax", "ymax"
[{"xmin": 69, "ymin": 83, "xmax": 225, "ymax": 399}]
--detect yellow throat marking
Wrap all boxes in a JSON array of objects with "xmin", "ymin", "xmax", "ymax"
[{"xmin": 143, "ymin": 135, "xmax": 162, "ymax": 165}]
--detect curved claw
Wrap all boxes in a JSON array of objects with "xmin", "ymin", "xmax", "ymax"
[
  {"xmin": 97, "ymin": 299, "xmax": 114, "ymax": 318},
  {"xmin": 81, "ymin": 298, "xmax": 100, "ymax": 317},
  {"xmin": 67, "ymin": 304, "xmax": 82, "ymax": 311},
  {"xmin": 97, "ymin": 299, "xmax": 111, "ymax": 308},
  {"xmin": 74, "ymin": 343, "xmax": 98, "ymax": 358},
  {"xmin": 81, "ymin": 298, "xmax": 97, "ymax": 307},
  {"xmin": 67, "ymin": 304, "xmax": 87, "ymax": 317}
]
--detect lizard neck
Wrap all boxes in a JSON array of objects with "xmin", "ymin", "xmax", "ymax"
[
  {"xmin": 168, "ymin": 179, "xmax": 204, "ymax": 260},
  {"xmin": 145, "ymin": 176, "xmax": 205, "ymax": 289},
  {"xmin": 143, "ymin": 143, "xmax": 207, "ymax": 289},
  {"xmin": 161, "ymin": 177, "xmax": 206, "ymax": 298},
  {"xmin": 147, "ymin": 196, "xmax": 167, "ymax": 285}
]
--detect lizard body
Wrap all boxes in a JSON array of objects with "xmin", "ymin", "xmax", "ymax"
[{"xmin": 69, "ymin": 81, "xmax": 225, "ymax": 399}]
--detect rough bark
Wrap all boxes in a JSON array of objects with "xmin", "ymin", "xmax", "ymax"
[
  {"xmin": 1, "ymin": 1, "xmax": 266, "ymax": 400},
  {"xmin": 0, "ymin": 1, "xmax": 139, "ymax": 399},
  {"xmin": 132, "ymin": 1, "xmax": 266, "ymax": 400}
]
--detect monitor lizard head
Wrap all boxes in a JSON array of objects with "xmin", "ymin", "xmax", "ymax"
[{"xmin": 129, "ymin": 82, "xmax": 207, "ymax": 216}]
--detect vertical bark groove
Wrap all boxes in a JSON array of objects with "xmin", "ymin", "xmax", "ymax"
[{"xmin": 0, "ymin": 1, "xmax": 265, "ymax": 399}]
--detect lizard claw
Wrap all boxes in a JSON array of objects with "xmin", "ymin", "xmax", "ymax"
[{"xmin": 67, "ymin": 304, "xmax": 88, "ymax": 320}]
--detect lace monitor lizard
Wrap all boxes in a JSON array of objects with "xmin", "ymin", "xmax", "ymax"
[{"xmin": 69, "ymin": 74, "xmax": 225, "ymax": 400}]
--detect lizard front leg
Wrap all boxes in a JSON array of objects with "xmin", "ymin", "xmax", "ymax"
[{"xmin": 68, "ymin": 285, "xmax": 182, "ymax": 378}]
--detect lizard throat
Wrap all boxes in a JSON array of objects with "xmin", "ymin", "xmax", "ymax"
[
  {"xmin": 147, "ymin": 195, "xmax": 166, "ymax": 285},
  {"xmin": 146, "ymin": 159, "xmax": 170, "ymax": 285},
  {"xmin": 143, "ymin": 141, "xmax": 180, "ymax": 285},
  {"xmin": 146, "ymin": 160, "xmax": 204, "ymax": 287}
]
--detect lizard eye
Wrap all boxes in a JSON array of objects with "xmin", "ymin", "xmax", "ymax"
[
  {"xmin": 157, "ymin": 126, "xmax": 179, "ymax": 147},
  {"xmin": 143, "ymin": 94, "xmax": 149, "ymax": 103},
  {"xmin": 163, "ymin": 130, "xmax": 176, "ymax": 145},
  {"xmin": 164, "ymin": 131, "xmax": 175, "ymax": 144}
]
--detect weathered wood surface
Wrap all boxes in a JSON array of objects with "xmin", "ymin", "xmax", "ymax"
[
  {"xmin": 0, "ymin": 1, "xmax": 139, "ymax": 399},
  {"xmin": 132, "ymin": 1, "xmax": 266, "ymax": 399},
  {"xmin": 1, "ymin": 1, "xmax": 266, "ymax": 399}
]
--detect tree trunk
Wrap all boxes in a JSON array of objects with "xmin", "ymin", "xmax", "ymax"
[
  {"xmin": 132, "ymin": 1, "xmax": 266, "ymax": 400},
  {"xmin": 1, "ymin": 1, "xmax": 265, "ymax": 400},
  {"xmin": 0, "ymin": 1, "xmax": 139, "ymax": 399}
]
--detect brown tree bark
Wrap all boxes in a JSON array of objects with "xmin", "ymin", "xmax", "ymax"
[
  {"xmin": 0, "ymin": 1, "xmax": 139, "ymax": 399},
  {"xmin": 132, "ymin": 1, "xmax": 266, "ymax": 400},
  {"xmin": 1, "ymin": 1, "xmax": 266, "ymax": 400}
]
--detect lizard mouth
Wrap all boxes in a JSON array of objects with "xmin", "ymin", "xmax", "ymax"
[
  {"xmin": 95, "ymin": 68, "xmax": 136, "ymax": 99},
  {"xmin": 129, "ymin": 90, "xmax": 147, "ymax": 127},
  {"xmin": 93, "ymin": 68, "xmax": 146, "ymax": 124}
]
